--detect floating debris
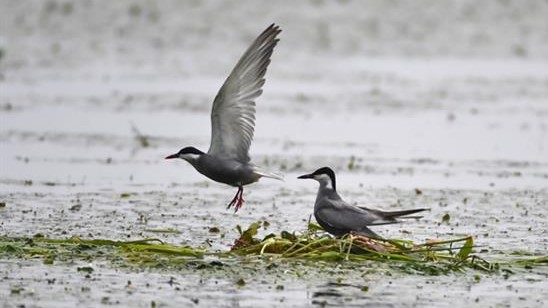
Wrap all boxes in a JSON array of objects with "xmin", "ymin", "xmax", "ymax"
[
  {"xmin": 442, "ymin": 213, "xmax": 451, "ymax": 223},
  {"xmin": 131, "ymin": 122, "xmax": 150, "ymax": 148}
]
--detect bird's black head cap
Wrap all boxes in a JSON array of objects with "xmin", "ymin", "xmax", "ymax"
[
  {"xmin": 312, "ymin": 167, "xmax": 336, "ymax": 190},
  {"xmin": 298, "ymin": 166, "xmax": 337, "ymax": 191},
  {"xmin": 165, "ymin": 146, "xmax": 205, "ymax": 160},
  {"xmin": 178, "ymin": 146, "xmax": 205, "ymax": 155}
]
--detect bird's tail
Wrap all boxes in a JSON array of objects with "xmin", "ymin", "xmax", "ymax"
[
  {"xmin": 359, "ymin": 207, "xmax": 429, "ymax": 222},
  {"xmin": 253, "ymin": 167, "xmax": 284, "ymax": 181},
  {"xmin": 379, "ymin": 208, "xmax": 429, "ymax": 219}
]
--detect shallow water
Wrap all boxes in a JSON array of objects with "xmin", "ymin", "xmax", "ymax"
[{"xmin": 1, "ymin": 1, "xmax": 548, "ymax": 307}]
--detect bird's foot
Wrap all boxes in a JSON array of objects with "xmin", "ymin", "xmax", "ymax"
[
  {"xmin": 234, "ymin": 195, "xmax": 245, "ymax": 212},
  {"xmin": 226, "ymin": 187, "xmax": 244, "ymax": 212},
  {"xmin": 226, "ymin": 195, "xmax": 239, "ymax": 210}
]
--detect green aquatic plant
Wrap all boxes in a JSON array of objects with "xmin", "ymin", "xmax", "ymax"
[
  {"xmin": 0, "ymin": 222, "xmax": 545, "ymax": 275},
  {"xmin": 228, "ymin": 221, "xmax": 494, "ymax": 273},
  {"xmin": 0, "ymin": 236, "xmax": 205, "ymax": 268}
]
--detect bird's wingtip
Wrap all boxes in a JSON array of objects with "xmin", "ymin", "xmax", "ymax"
[{"xmin": 265, "ymin": 23, "xmax": 282, "ymax": 34}]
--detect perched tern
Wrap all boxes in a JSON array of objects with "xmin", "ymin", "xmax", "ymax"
[
  {"xmin": 166, "ymin": 24, "xmax": 283, "ymax": 212},
  {"xmin": 298, "ymin": 167, "xmax": 428, "ymax": 238}
]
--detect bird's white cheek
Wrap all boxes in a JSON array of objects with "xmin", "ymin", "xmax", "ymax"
[
  {"xmin": 181, "ymin": 154, "xmax": 201, "ymax": 162},
  {"xmin": 314, "ymin": 174, "xmax": 334, "ymax": 190}
]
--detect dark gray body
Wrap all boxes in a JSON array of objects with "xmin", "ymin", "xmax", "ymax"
[
  {"xmin": 313, "ymin": 184, "xmax": 381, "ymax": 238},
  {"xmin": 191, "ymin": 154, "xmax": 261, "ymax": 187},
  {"xmin": 166, "ymin": 25, "xmax": 283, "ymax": 195},
  {"xmin": 312, "ymin": 180, "xmax": 427, "ymax": 238}
]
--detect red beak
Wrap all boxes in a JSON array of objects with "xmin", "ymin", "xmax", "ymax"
[{"xmin": 165, "ymin": 153, "xmax": 178, "ymax": 160}]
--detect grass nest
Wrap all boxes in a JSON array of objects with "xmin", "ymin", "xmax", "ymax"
[{"xmin": 230, "ymin": 221, "xmax": 492, "ymax": 273}]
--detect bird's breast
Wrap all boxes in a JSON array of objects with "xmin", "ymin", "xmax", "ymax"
[{"xmin": 194, "ymin": 156, "xmax": 257, "ymax": 186}]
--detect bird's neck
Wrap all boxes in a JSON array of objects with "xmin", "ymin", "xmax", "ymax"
[
  {"xmin": 183, "ymin": 153, "xmax": 205, "ymax": 168},
  {"xmin": 318, "ymin": 178, "xmax": 336, "ymax": 191},
  {"xmin": 315, "ymin": 183, "xmax": 340, "ymax": 209}
]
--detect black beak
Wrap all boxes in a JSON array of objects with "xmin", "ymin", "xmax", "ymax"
[
  {"xmin": 165, "ymin": 153, "xmax": 178, "ymax": 160},
  {"xmin": 297, "ymin": 173, "xmax": 314, "ymax": 179}
]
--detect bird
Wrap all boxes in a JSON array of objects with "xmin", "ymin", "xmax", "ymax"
[
  {"xmin": 298, "ymin": 167, "xmax": 428, "ymax": 238},
  {"xmin": 165, "ymin": 24, "xmax": 283, "ymax": 212}
]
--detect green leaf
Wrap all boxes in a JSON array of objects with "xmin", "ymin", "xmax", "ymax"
[
  {"xmin": 316, "ymin": 251, "xmax": 344, "ymax": 261},
  {"xmin": 242, "ymin": 222, "xmax": 260, "ymax": 241},
  {"xmin": 457, "ymin": 236, "xmax": 473, "ymax": 261},
  {"xmin": 307, "ymin": 222, "xmax": 324, "ymax": 232}
]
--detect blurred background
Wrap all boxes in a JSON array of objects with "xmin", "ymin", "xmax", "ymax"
[
  {"xmin": 3, "ymin": 0, "xmax": 548, "ymax": 67},
  {"xmin": 2, "ymin": 0, "xmax": 547, "ymax": 191}
]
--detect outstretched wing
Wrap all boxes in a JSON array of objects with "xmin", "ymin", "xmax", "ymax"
[{"xmin": 207, "ymin": 24, "xmax": 281, "ymax": 162}]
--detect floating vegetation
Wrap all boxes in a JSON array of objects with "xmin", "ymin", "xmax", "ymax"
[
  {"xmin": 0, "ymin": 222, "xmax": 546, "ymax": 276},
  {"xmin": 229, "ymin": 221, "xmax": 494, "ymax": 274},
  {"xmin": 0, "ymin": 236, "xmax": 204, "ymax": 269}
]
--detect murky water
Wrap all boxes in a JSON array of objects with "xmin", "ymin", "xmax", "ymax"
[{"xmin": 1, "ymin": 1, "xmax": 547, "ymax": 307}]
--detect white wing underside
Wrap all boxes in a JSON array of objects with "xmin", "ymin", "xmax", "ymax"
[{"xmin": 207, "ymin": 24, "xmax": 281, "ymax": 163}]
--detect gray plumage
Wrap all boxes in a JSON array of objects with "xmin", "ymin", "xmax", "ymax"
[
  {"xmin": 166, "ymin": 24, "xmax": 283, "ymax": 211},
  {"xmin": 209, "ymin": 24, "xmax": 280, "ymax": 163},
  {"xmin": 298, "ymin": 167, "xmax": 428, "ymax": 238}
]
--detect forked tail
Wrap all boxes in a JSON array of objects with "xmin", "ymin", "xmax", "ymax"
[
  {"xmin": 360, "ymin": 207, "xmax": 430, "ymax": 221},
  {"xmin": 253, "ymin": 167, "xmax": 284, "ymax": 181},
  {"xmin": 382, "ymin": 208, "xmax": 429, "ymax": 218}
]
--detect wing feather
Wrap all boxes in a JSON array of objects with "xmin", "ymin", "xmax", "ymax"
[
  {"xmin": 208, "ymin": 24, "xmax": 281, "ymax": 162},
  {"xmin": 316, "ymin": 199, "xmax": 403, "ymax": 232}
]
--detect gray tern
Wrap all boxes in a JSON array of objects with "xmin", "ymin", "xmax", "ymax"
[
  {"xmin": 298, "ymin": 167, "xmax": 428, "ymax": 238},
  {"xmin": 166, "ymin": 24, "xmax": 283, "ymax": 212}
]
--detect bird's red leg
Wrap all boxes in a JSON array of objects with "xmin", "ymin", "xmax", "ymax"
[
  {"xmin": 226, "ymin": 187, "xmax": 241, "ymax": 210},
  {"xmin": 234, "ymin": 186, "xmax": 245, "ymax": 212}
]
